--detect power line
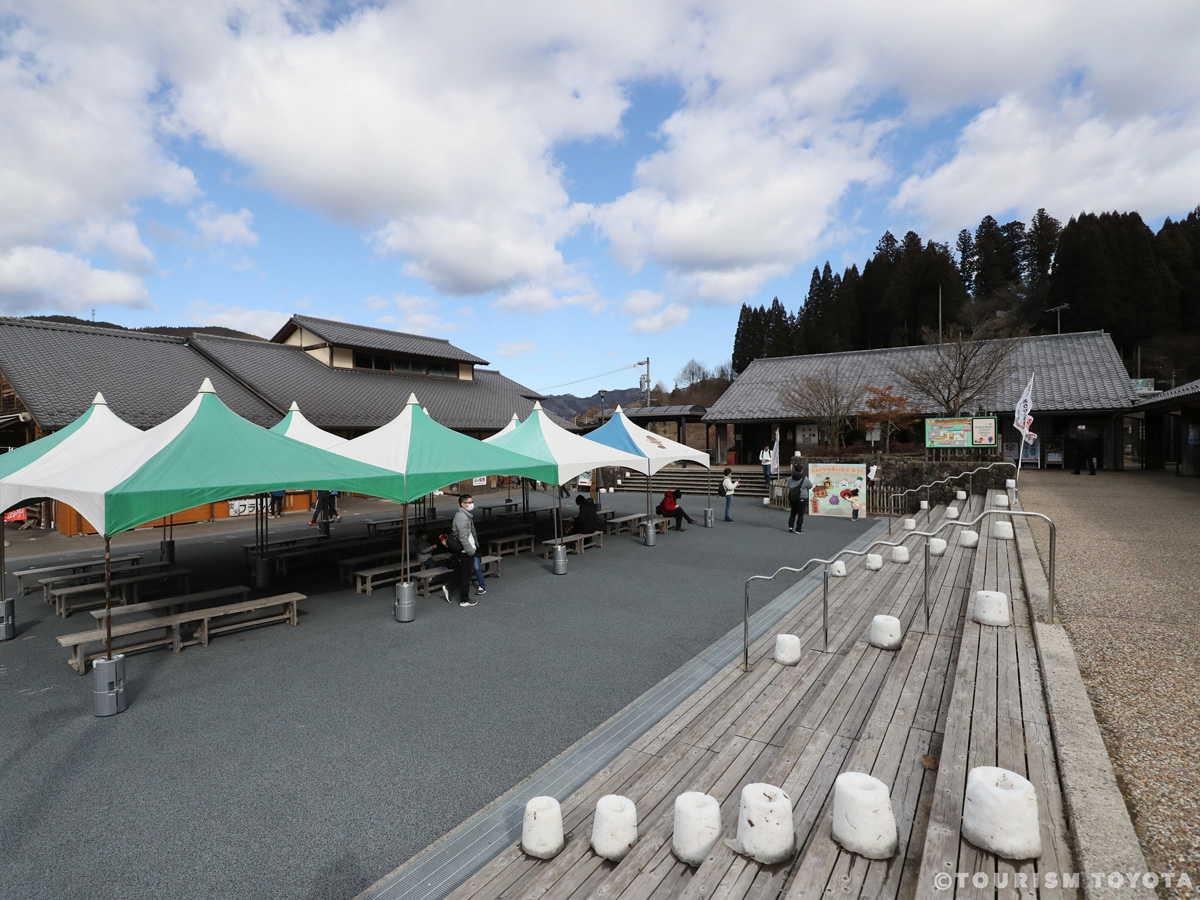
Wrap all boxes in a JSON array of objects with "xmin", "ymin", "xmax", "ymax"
[{"xmin": 540, "ymin": 363, "xmax": 642, "ymax": 392}]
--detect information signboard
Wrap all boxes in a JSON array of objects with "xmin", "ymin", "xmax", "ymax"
[
  {"xmin": 925, "ymin": 416, "xmax": 999, "ymax": 448},
  {"xmin": 807, "ymin": 463, "xmax": 867, "ymax": 518}
]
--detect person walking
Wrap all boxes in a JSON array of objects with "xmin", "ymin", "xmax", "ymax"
[
  {"xmin": 269, "ymin": 490, "xmax": 285, "ymax": 518},
  {"xmin": 721, "ymin": 467, "xmax": 739, "ymax": 521},
  {"xmin": 786, "ymin": 463, "xmax": 813, "ymax": 533},
  {"xmin": 759, "ymin": 444, "xmax": 773, "ymax": 491},
  {"xmin": 451, "ymin": 494, "xmax": 480, "ymax": 607}
]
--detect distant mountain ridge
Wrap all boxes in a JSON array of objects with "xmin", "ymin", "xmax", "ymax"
[
  {"xmin": 22, "ymin": 315, "xmax": 264, "ymax": 342},
  {"xmin": 540, "ymin": 387, "xmax": 642, "ymax": 419}
]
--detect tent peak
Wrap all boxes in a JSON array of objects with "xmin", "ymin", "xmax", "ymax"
[
  {"xmin": 613, "ymin": 404, "xmax": 622, "ymax": 412},
  {"xmin": 92, "ymin": 391, "xmax": 107, "ymax": 406},
  {"xmin": 288, "ymin": 401, "xmax": 300, "ymax": 411},
  {"xmin": 198, "ymin": 377, "xmax": 216, "ymax": 394},
  {"xmin": 406, "ymin": 393, "xmax": 420, "ymax": 406},
  {"xmin": 532, "ymin": 401, "xmax": 543, "ymax": 410}
]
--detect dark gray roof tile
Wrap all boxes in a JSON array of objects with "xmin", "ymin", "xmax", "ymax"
[{"xmin": 281, "ymin": 315, "xmax": 489, "ymax": 365}]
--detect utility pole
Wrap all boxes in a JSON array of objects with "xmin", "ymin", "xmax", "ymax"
[
  {"xmin": 938, "ymin": 285, "xmax": 942, "ymax": 344},
  {"xmin": 636, "ymin": 358, "xmax": 651, "ymax": 406},
  {"xmin": 1045, "ymin": 303, "xmax": 1070, "ymax": 334}
]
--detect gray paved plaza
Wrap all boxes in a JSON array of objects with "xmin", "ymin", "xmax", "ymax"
[{"xmin": 0, "ymin": 489, "xmax": 871, "ymax": 900}]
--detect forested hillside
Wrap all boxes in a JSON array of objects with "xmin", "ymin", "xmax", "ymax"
[{"xmin": 732, "ymin": 206, "xmax": 1200, "ymax": 387}]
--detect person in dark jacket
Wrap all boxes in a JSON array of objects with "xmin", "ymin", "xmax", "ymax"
[
  {"xmin": 786, "ymin": 464, "xmax": 813, "ymax": 533},
  {"xmin": 567, "ymin": 495, "xmax": 600, "ymax": 535}
]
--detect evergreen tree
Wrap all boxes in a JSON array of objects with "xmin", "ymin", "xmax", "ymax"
[
  {"xmin": 956, "ymin": 229, "xmax": 977, "ymax": 294},
  {"xmin": 764, "ymin": 296, "xmax": 793, "ymax": 358},
  {"xmin": 731, "ymin": 303, "xmax": 753, "ymax": 373}
]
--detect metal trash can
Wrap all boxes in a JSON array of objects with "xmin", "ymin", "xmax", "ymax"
[
  {"xmin": 318, "ymin": 518, "xmax": 330, "ymax": 538},
  {"xmin": 93, "ymin": 654, "xmax": 127, "ymax": 717},
  {"xmin": 160, "ymin": 539, "xmax": 175, "ymax": 563},
  {"xmin": 394, "ymin": 582, "xmax": 416, "ymax": 622},
  {"xmin": 644, "ymin": 525, "xmax": 656, "ymax": 547},
  {"xmin": 703, "ymin": 508, "xmax": 715, "ymax": 529},
  {"xmin": 252, "ymin": 557, "xmax": 272, "ymax": 588},
  {"xmin": 0, "ymin": 596, "xmax": 14, "ymax": 641},
  {"xmin": 552, "ymin": 544, "xmax": 568, "ymax": 575}
]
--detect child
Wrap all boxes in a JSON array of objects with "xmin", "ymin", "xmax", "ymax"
[{"xmin": 850, "ymin": 489, "xmax": 862, "ymax": 522}]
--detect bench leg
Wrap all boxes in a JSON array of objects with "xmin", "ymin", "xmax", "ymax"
[
  {"xmin": 71, "ymin": 646, "xmax": 86, "ymax": 675},
  {"xmin": 288, "ymin": 601, "xmax": 298, "ymax": 626}
]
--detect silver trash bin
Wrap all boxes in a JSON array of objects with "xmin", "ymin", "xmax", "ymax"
[
  {"xmin": 1, "ymin": 596, "xmax": 13, "ymax": 641},
  {"xmin": 644, "ymin": 524, "xmax": 656, "ymax": 547},
  {"xmin": 252, "ymin": 557, "xmax": 272, "ymax": 588},
  {"xmin": 93, "ymin": 654, "xmax": 127, "ymax": 717},
  {"xmin": 160, "ymin": 539, "xmax": 175, "ymax": 563},
  {"xmin": 394, "ymin": 582, "xmax": 416, "ymax": 622},
  {"xmin": 552, "ymin": 544, "xmax": 568, "ymax": 575},
  {"xmin": 703, "ymin": 508, "xmax": 714, "ymax": 528}
]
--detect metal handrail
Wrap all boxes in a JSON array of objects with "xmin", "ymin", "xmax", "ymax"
[
  {"xmin": 740, "ymin": 505, "xmax": 1056, "ymax": 672},
  {"xmin": 886, "ymin": 461, "xmax": 1017, "ymax": 534}
]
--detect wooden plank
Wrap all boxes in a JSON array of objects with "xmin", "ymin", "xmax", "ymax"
[{"xmin": 1025, "ymin": 722, "xmax": 1078, "ymax": 900}]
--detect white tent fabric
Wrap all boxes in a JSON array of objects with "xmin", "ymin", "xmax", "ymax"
[
  {"xmin": 0, "ymin": 392, "xmax": 142, "ymax": 525},
  {"xmin": 584, "ymin": 405, "xmax": 710, "ymax": 475},
  {"xmin": 334, "ymin": 393, "xmax": 417, "ymax": 472},
  {"xmin": 491, "ymin": 413, "xmax": 520, "ymax": 440},
  {"xmin": 484, "ymin": 401, "xmax": 644, "ymax": 484},
  {"xmin": 272, "ymin": 401, "xmax": 348, "ymax": 450}
]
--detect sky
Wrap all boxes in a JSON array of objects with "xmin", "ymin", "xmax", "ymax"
[{"xmin": 2, "ymin": 1, "xmax": 1200, "ymax": 399}]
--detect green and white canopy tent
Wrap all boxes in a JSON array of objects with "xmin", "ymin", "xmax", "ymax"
[
  {"xmin": 485, "ymin": 401, "xmax": 645, "ymax": 542},
  {"xmin": 269, "ymin": 402, "xmax": 348, "ymax": 450}
]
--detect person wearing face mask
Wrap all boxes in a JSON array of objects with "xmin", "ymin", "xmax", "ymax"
[{"xmin": 451, "ymin": 494, "xmax": 481, "ymax": 607}]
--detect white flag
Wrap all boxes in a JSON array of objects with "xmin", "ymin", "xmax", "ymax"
[
  {"xmin": 1013, "ymin": 375, "xmax": 1035, "ymax": 444},
  {"xmin": 770, "ymin": 428, "xmax": 780, "ymax": 475}
]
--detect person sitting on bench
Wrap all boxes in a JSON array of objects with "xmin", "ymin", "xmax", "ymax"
[
  {"xmin": 567, "ymin": 495, "xmax": 600, "ymax": 536},
  {"xmin": 660, "ymin": 489, "xmax": 697, "ymax": 532}
]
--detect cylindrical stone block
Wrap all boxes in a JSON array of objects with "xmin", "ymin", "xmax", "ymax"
[
  {"xmin": 903, "ymin": 518, "xmax": 916, "ymax": 531},
  {"xmin": 553, "ymin": 543, "xmax": 569, "ymax": 574},
  {"xmin": 946, "ymin": 506, "xmax": 959, "ymax": 519},
  {"xmin": 865, "ymin": 554, "xmax": 883, "ymax": 571},
  {"xmin": 774, "ymin": 634, "xmax": 803, "ymax": 665},
  {"xmin": 394, "ymin": 582, "xmax": 415, "ymax": 622},
  {"xmin": 736, "ymin": 783, "xmax": 794, "ymax": 864},
  {"xmin": 522, "ymin": 796, "xmax": 565, "ymax": 859},
  {"xmin": 673, "ymin": 792, "xmax": 721, "ymax": 866},
  {"xmin": 974, "ymin": 591, "xmax": 1011, "ymax": 626},
  {"xmin": 956, "ymin": 490, "xmax": 967, "ymax": 500},
  {"xmin": 869, "ymin": 615, "xmax": 903, "ymax": 650},
  {"xmin": 962, "ymin": 767, "xmax": 1041, "ymax": 860},
  {"xmin": 929, "ymin": 538, "xmax": 947, "ymax": 557},
  {"xmin": 92, "ymin": 654, "xmax": 127, "ymax": 717},
  {"xmin": 1005, "ymin": 478, "xmax": 1017, "ymax": 489},
  {"xmin": 994, "ymin": 495, "xmax": 1010, "ymax": 508},
  {"xmin": 891, "ymin": 545, "xmax": 910, "ymax": 564},
  {"xmin": 832, "ymin": 772, "xmax": 898, "ymax": 859},
  {"xmin": 960, "ymin": 530, "xmax": 979, "ymax": 549},
  {"xmin": 0, "ymin": 596, "xmax": 13, "ymax": 641},
  {"xmin": 992, "ymin": 521, "xmax": 1014, "ymax": 541},
  {"xmin": 592, "ymin": 794, "xmax": 637, "ymax": 861},
  {"xmin": 830, "ymin": 560, "xmax": 847, "ymax": 577}
]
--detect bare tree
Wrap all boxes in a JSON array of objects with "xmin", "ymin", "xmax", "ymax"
[
  {"xmin": 890, "ymin": 314, "xmax": 1021, "ymax": 416},
  {"xmin": 858, "ymin": 384, "xmax": 920, "ymax": 452},
  {"xmin": 677, "ymin": 358, "xmax": 711, "ymax": 388},
  {"xmin": 778, "ymin": 359, "xmax": 867, "ymax": 453}
]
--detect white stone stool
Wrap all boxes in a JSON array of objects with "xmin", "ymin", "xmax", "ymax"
[
  {"xmin": 832, "ymin": 772, "xmax": 898, "ymax": 859},
  {"xmin": 865, "ymin": 553, "xmax": 883, "ymax": 571},
  {"xmin": 1005, "ymin": 478, "xmax": 1017, "ymax": 489},
  {"xmin": 960, "ymin": 530, "xmax": 979, "ymax": 548},
  {"xmin": 929, "ymin": 537, "xmax": 947, "ymax": 557},
  {"xmin": 523, "ymin": 796, "xmax": 564, "ymax": 859},
  {"xmin": 592, "ymin": 795, "xmax": 637, "ymax": 861},
  {"xmin": 992, "ymin": 521, "xmax": 1014, "ymax": 540},
  {"xmin": 903, "ymin": 518, "xmax": 916, "ymax": 531},
  {"xmin": 830, "ymin": 560, "xmax": 847, "ymax": 577},
  {"xmin": 973, "ymin": 591, "xmax": 1011, "ymax": 626},
  {"xmin": 962, "ymin": 767, "xmax": 1041, "ymax": 859},
  {"xmin": 919, "ymin": 500, "xmax": 929, "ymax": 510},
  {"xmin": 994, "ymin": 494, "xmax": 1010, "ymax": 508},
  {"xmin": 946, "ymin": 506, "xmax": 959, "ymax": 519},
  {"xmin": 774, "ymin": 634, "xmax": 803, "ymax": 666},
  {"xmin": 891, "ymin": 545, "xmax": 910, "ymax": 564},
  {"xmin": 762, "ymin": 497, "xmax": 770, "ymax": 506},
  {"xmin": 869, "ymin": 615, "xmax": 903, "ymax": 650},
  {"xmin": 673, "ymin": 792, "xmax": 721, "ymax": 866},
  {"xmin": 956, "ymin": 490, "xmax": 967, "ymax": 500},
  {"xmin": 735, "ymin": 783, "xmax": 794, "ymax": 863}
]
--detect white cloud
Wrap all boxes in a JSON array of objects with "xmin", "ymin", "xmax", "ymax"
[
  {"xmin": 368, "ymin": 293, "xmax": 462, "ymax": 335},
  {"xmin": 496, "ymin": 340, "xmax": 536, "ymax": 358},
  {"xmin": 186, "ymin": 301, "xmax": 288, "ymax": 337},
  {"xmin": 492, "ymin": 284, "xmax": 603, "ymax": 315},
  {"xmin": 189, "ymin": 205, "xmax": 259, "ymax": 246},
  {"xmin": 76, "ymin": 219, "xmax": 156, "ymax": 270},
  {"xmin": 628, "ymin": 302, "xmax": 690, "ymax": 336},
  {"xmin": 622, "ymin": 289, "xmax": 664, "ymax": 317},
  {"xmin": 0, "ymin": 246, "xmax": 150, "ymax": 314}
]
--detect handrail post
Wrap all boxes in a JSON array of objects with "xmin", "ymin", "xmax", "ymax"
[
  {"xmin": 1048, "ymin": 522, "xmax": 1057, "ymax": 623},
  {"xmin": 923, "ymin": 538, "xmax": 930, "ymax": 631},
  {"xmin": 822, "ymin": 564, "xmax": 829, "ymax": 651},
  {"xmin": 743, "ymin": 582, "xmax": 751, "ymax": 672}
]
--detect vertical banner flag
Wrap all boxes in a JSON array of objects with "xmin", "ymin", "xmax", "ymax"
[
  {"xmin": 1014, "ymin": 375, "xmax": 1036, "ymax": 444},
  {"xmin": 770, "ymin": 427, "xmax": 780, "ymax": 475}
]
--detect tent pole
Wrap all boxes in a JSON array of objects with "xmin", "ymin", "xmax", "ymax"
[
  {"xmin": 1, "ymin": 519, "xmax": 6, "ymax": 605},
  {"xmin": 402, "ymin": 502, "xmax": 409, "ymax": 575},
  {"xmin": 104, "ymin": 536, "xmax": 113, "ymax": 660},
  {"xmin": 556, "ymin": 492, "xmax": 563, "ymax": 545}
]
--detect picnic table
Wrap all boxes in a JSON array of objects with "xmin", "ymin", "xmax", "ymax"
[
  {"xmin": 50, "ymin": 567, "xmax": 192, "ymax": 618},
  {"xmin": 15, "ymin": 554, "xmax": 144, "ymax": 595}
]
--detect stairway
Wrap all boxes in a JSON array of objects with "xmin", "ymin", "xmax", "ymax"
[{"xmin": 609, "ymin": 465, "xmax": 773, "ymax": 500}]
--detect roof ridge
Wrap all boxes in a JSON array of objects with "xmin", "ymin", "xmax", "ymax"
[
  {"xmin": 0, "ymin": 317, "xmax": 186, "ymax": 344},
  {"xmin": 292, "ymin": 313, "xmax": 456, "ymax": 346}
]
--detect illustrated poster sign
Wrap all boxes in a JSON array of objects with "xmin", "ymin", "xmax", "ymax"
[{"xmin": 807, "ymin": 463, "xmax": 867, "ymax": 518}]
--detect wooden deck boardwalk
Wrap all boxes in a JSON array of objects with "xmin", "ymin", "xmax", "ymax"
[{"xmin": 435, "ymin": 490, "xmax": 1078, "ymax": 900}]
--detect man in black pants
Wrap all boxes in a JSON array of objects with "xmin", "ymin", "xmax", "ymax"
[
  {"xmin": 1072, "ymin": 426, "xmax": 1097, "ymax": 475},
  {"xmin": 450, "ymin": 494, "xmax": 480, "ymax": 607}
]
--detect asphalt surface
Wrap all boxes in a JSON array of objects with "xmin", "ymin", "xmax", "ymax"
[{"xmin": 0, "ymin": 489, "xmax": 873, "ymax": 900}]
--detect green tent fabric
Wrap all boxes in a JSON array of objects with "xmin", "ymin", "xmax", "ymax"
[
  {"xmin": 334, "ymin": 394, "xmax": 557, "ymax": 501},
  {"xmin": 8, "ymin": 379, "xmax": 411, "ymax": 536}
]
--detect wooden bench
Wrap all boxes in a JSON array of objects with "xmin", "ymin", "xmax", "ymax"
[
  {"xmin": 271, "ymin": 535, "xmax": 390, "ymax": 575},
  {"xmin": 38, "ymin": 560, "xmax": 170, "ymax": 605},
  {"xmin": 339, "ymin": 548, "xmax": 406, "ymax": 583},
  {"xmin": 15, "ymin": 554, "xmax": 143, "ymax": 595},
  {"xmin": 412, "ymin": 566, "xmax": 454, "ymax": 598},
  {"xmin": 480, "ymin": 503, "xmax": 522, "ymax": 518},
  {"xmin": 90, "ymin": 586, "xmax": 251, "ymax": 626},
  {"xmin": 57, "ymin": 592, "xmax": 303, "ymax": 674},
  {"xmin": 605, "ymin": 513, "xmax": 645, "ymax": 535},
  {"xmin": 242, "ymin": 535, "xmax": 326, "ymax": 562},
  {"xmin": 365, "ymin": 516, "xmax": 406, "ymax": 537},
  {"xmin": 488, "ymin": 533, "xmax": 534, "ymax": 558},
  {"xmin": 50, "ymin": 568, "xmax": 191, "ymax": 618},
  {"xmin": 637, "ymin": 516, "xmax": 670, "ymax": 535},
  {"xmin": 480, "ymin": 554, "xmax": 501, "ymax": 578},
  {"xmin": 356, "ymin": 560, "xmax": 418, "ymax": 595},
  {"xmin": 541, "ymin": 531, "xmax": 603, "ymax": 558}
]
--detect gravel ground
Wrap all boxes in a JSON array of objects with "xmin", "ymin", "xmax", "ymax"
[
  {"xmin": 0, "ymin": 488, "xmax": 875, "ymax": 900},
  {"xmin": 1020, "ymin": 469, "xmax": 1200, "ymax": 899}
]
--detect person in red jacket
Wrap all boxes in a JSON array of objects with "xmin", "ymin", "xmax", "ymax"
[{"xmin": 661, "ymin": 489, "xmax": 697, "ymax": 532}]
